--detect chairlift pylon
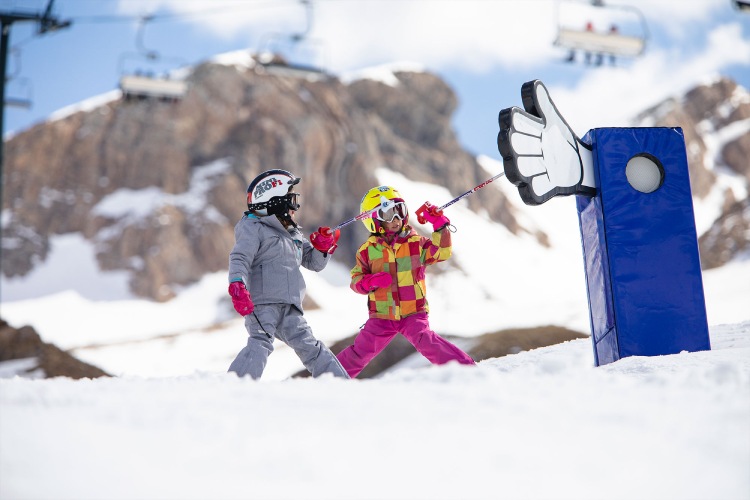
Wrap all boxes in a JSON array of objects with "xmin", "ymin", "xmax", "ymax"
[
  {"xmin": 118, "ymin": 15, "xmax": 188, "ymax": 102},
  {"xmin": 256, "ymin": 0, "xmax": 331, "ymax": 81},
  {"xmin": 554, "ymin": 0, "xmax": 649, "ymax": 65}
]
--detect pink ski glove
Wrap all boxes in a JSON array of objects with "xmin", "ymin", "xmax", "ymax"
[
  {"xmin": 416, "ymin": 202, "xmax": 450, "ymax": 231},
  {"xmin": 354, "ymin": 272, "xmax": 393, "ymax": 294},
  {"xmin": 228, "ymin": 281, "xmax": 254, "ymax": 316},
  {"xmin": 310, "ymin": 226, "xmax": 340, "ymax": 254}
]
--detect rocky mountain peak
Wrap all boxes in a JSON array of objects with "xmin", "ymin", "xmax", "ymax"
[
  {"xmin": 634, "ymin": 77, "xmax": 750, "ymax": 200},
  {"xmin": 2, "ymin": 54, "xmax": 518, "ymax": 301}
]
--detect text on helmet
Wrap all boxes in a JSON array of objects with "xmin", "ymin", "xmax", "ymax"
[{"xmin": 254, "ymin": 177, "xmax": 285, "ymax": 199}]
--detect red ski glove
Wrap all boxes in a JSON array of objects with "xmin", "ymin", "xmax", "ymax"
[
  {"xmin": 354, "ymin": 272, "xmax": 392, "ymax": 294},
  {"xmin": 228, "ymin": 281, "xmax": 254, "ymax": 316},
  {"xmin": 310, "ymin": 226, "xmax": 340, "ymax": 255},
  {"xmin": 416, "ymin": 202, "xmax": 450, "ymax": 231}
]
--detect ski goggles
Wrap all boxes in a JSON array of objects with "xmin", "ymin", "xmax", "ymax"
[
  {"xmin": 253, "ymin": 192, "xmax": 301, "ymax": 215},
  {"xmin": 376, "ymin": 201, "xmax": 408, "ymax": 223},
  {"xmin": 286, "ymin": 192, "xmax": 301, "ymax": 211}
]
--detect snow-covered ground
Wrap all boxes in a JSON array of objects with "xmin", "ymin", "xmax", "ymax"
[{"xmin": 1, "ymin": 321, "xmax": 748, "ymax": 500}]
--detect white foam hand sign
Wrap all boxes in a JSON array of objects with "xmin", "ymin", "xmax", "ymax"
[{"xmin": 498, "ymin": 80, "xmax": 596, "ymax": 206}]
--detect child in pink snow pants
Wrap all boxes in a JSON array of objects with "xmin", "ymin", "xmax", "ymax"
[{"xmin": 336, "ymin": 185, "xmax": 475, "ymax": 378}]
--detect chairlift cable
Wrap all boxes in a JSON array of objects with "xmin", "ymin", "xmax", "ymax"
[
  {"xmin": 68, "ymin": 1, "xmax": 289, "ymax": 25},
  {"xmin": 35, "ymin": 0, "xmax": 701, "ymax": 28}
]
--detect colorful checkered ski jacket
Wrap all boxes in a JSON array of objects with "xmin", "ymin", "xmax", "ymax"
[{"xmin": 350, "ymin": 225, "xmax": 452, "ymax": 320}]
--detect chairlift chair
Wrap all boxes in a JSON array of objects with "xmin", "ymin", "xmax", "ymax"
[
  {"xmin": 733, "ymin": 0, "xmax": 750, "ymax": 12},
  {"xmin": 4, "ymin": 98, "xmax": 32, "ymax": 109},
  {"xmin": 554, "ymin": 0, "xmax": 649, "ymax": 61},
  {"xmin": 254, "ymin": 49, "xmax": 331, "ymax": 81},
  {"xmin": 255, "ymin": 0, "xmax": 331, "ymax": 81},
  {"xmin": 119, "ymin": 74, "xmax": 187, "ymax": 102},
  {"xmin": 118, "ymin": 15, "xmax": 188, "ymax": 102},
  {"xmin": 4, "ymin": 50, "xmax": 33, "ymax": 109}
]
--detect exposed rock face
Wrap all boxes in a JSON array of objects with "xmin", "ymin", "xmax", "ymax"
[
  {"xmin": 348, "ymin": 72, "xmax": 518, "ymax": 232},
  {"xmin": 699, "ymin": 197, "xmax": 750, "ymax": 270},
  {"xmin": 0, "ymin": 319, "xmax": 110, "ymax": 379},
  {"xmin": 3, "ymin": 58, "xmax": 518, "ymax": 300}
]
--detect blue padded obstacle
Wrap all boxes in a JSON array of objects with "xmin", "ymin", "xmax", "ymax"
[{"xmin": 576, "ymin": 127, "xmax": 711, "ymax": 365}]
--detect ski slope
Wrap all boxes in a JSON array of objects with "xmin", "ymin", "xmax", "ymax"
[{"xmin": 1, "ymin": 322, "xmax": 748, "ymax": 500}]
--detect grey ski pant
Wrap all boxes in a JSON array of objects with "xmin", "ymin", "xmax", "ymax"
[{"xmin": 228, "ymin": 304, "xmax": 349, "ymax": 380}]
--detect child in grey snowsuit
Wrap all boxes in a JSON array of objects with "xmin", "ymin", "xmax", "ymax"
[{"xmin": 227, "ymin": 169, "xmax": 349, "ymax": 380}]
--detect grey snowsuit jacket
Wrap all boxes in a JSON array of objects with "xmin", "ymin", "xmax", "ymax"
[{"xmin": 228, "ymin": 214, "xmax": 329, "ymax": 311}]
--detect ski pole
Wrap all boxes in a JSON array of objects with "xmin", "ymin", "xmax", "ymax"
[
  {"xmin": 332, "ymin": 199, "xmax": 397, "ymax": 231},
  {"xmin": 416, "ymin": 171, "xmax": 505, "ymax": 223},
  {"xmin": 332, "ymin": 208, "xmax": 378, "ymax": 231},
  {"xmin": 332, "ymin": 171, "xmax": 505, "ymax": 231}
]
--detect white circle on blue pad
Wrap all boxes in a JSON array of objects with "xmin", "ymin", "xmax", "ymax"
[{"xmin": 626, "ymin": 155, "xmax": 664, "ymax": 193}]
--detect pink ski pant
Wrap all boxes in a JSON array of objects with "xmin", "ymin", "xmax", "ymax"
[{"xmin": 336, "ymin": 313, "xmax": 475, "ymax": 378}]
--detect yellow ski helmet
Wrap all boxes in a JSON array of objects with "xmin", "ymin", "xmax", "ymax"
[{"xmin": 360, "ymin": 185, "xmax": 408, "ymax": 233}]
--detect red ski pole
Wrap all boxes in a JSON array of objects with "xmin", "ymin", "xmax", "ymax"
[
  {"xmin": 332, "ymin": 172, "xmax": 505, "ymax": 231},
  {"xmin": 332, "ymin": 199, "xmax": 398, "ymax": 231},
  {"xmin": 332, "ymin": 208, "xmax": 377, "ymax": 231},
  {"xmin": 416, "ymin": 171, "xmax": 505, "ymax": 223}
]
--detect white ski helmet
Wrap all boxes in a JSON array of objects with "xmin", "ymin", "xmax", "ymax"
[{"xmin": 246, "ymin": 169, "xmax": 301, "ymax": 217}]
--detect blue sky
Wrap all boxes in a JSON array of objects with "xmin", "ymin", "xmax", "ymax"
[{"xmin": 2, "ymin": 0, "xmax": 749, "ymax": 161}]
